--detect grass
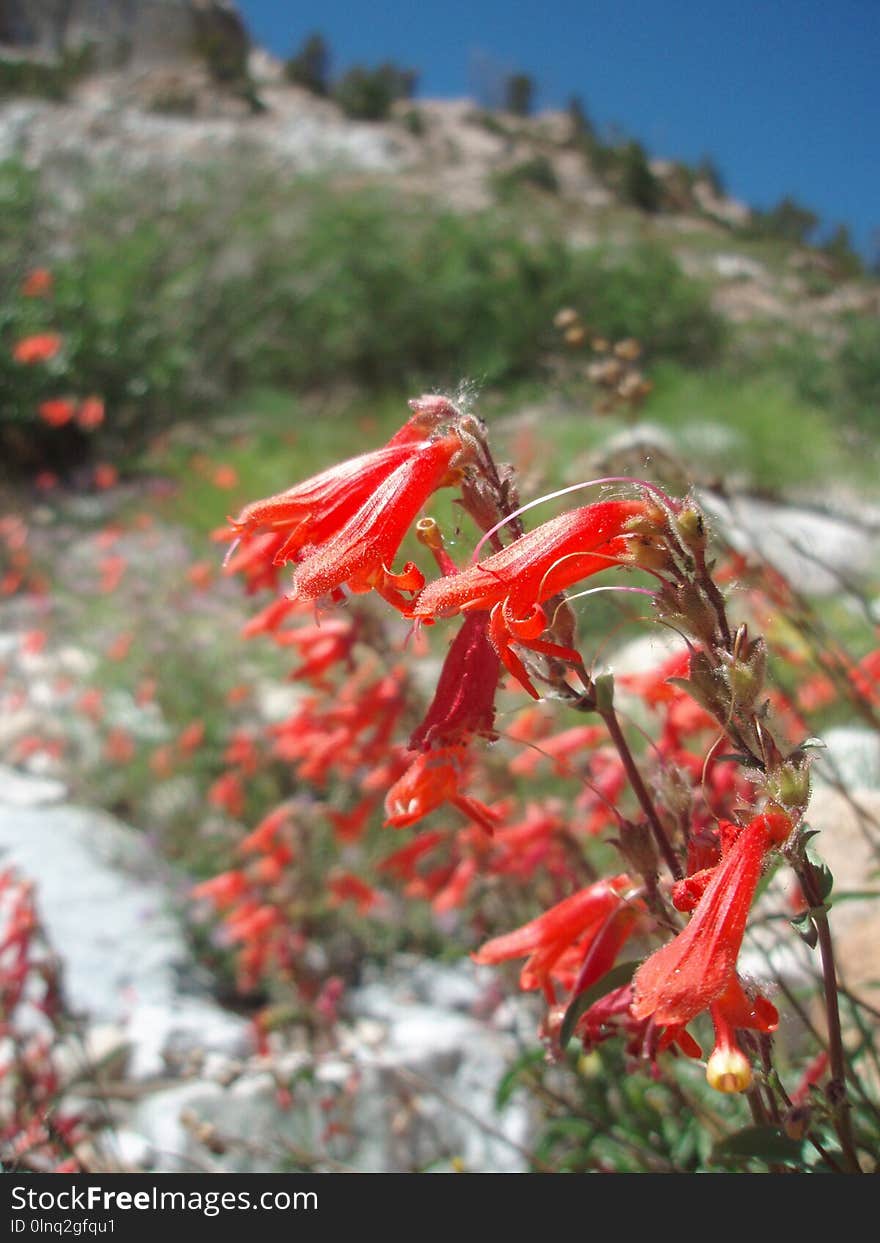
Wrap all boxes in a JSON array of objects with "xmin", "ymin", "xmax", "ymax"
[{"xmin": 645, "ymin": 363, "xmax": 876, "ymax": 494}]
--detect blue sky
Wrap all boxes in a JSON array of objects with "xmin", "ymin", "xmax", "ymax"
[{"xmin": 238, "ymin": 1, "xmax": 879, "ymax": 259}]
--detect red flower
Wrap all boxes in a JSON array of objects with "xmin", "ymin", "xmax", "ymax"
[
  {"xmin": 21, "ymin": 268, "xmax": 53, "ymax": 297},
  {"xmin": 328, "ymin": 871, "xmax": 382, "ymax": 914},
  {"xmin": 13, "ymin": 333, "xmax": 62, "ymax": 364},
  {"xmin": 226, "ymin": 409, "xmax": 447, "ymax": 567},
  {"xmin": 705, "ymin": 976, "xmax": 779, "ymax": 1093},
  {"xmin": 412, "ymin": 499, "xmax": 652, "ymax": 696},
  {"xmin": 384, "ymin": 746, "xmax": 499, "ymax": 834},
  {"xmin": 631, "ymin": 811, "xmax": 792, "ymax": 1030},
  {"xmin": 76, "ymin": 396, "xmax": 105, "ymax": 430},
  {"xmin": 37, "ymin": 398, "xmax": 76, "ymax": 428},
  {"xmin": 290, "ymin": 431, "xmax": 463, "ymax": 610},
  {"xmin": 93, "ymin": 464, "xmax": 118, "ymax": 490},
  {"xmin": 409, "ymin": 612, "xmax": 500, "ymax": 751},
  {"xmin": 473, "ymin": 875, "xmax": 639, "ymax": 1000}
]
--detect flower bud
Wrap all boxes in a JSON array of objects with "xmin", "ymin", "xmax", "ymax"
[
  {"xmin": 783, "ymin": 1105, "xmax": 811, "ymax": 1142},
  {"xmin": 706, "ymin": 1044, "xmax": 753, "ymax": 1093},
  {"xmin": 765, "ymin": 761, "xmax": 811, "ymax": 814},
  {"xmin": 674, "ymin": 505, "xmax": 707, "ymax": 554}
]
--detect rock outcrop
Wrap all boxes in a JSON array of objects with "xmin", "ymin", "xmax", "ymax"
[{"xmin": 0, "ymin": 0, "xmax": 247, "ymax": 70}]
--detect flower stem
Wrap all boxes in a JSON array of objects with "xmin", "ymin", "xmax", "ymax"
[
  {"xmin": 598, "ymin": 704, "xmax": 683, "ymax": 881},
  {"xmin": 798, "ymin": 858, "xmax": 862, "ymax": 1173}
]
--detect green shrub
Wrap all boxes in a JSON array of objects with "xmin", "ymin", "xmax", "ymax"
[
  {"xmin": 0, "ymin": 162, "xmax": 728, "ymax": 474},
  {"xmin": 333, "ymin": 62, "xmax": 417, "ymax": 121},
  {"xmin": 400, "ymin": 108, "xmax": 426, "ymax": 137},
  {"xmin": 748, "ymin": 195, "xmax": 818, "ymax": 246},
  {"xmin": 837, "ymin": 317, "xmax": 880, "ymax": 433},
  {"xmin": 284, "ymin": 33, "xmax": 330, "ymax": 95},
  {"xmin": 504, "ymin": 73, "xmax": 534, "ymax": 117},
  {"xmin": 618, "ymin": 141, "xmax": 662, "ymax": 213},
  {"xmin": 560, "ymin": 244, "xmax": 725, "ymax": 364},
  {"xmin": 492, "ymin": 155, "xmax": 560, "ymax": 198},
  {"xmin": 0, "ymin": 45, "xmax": 94, "ymax": 100}
]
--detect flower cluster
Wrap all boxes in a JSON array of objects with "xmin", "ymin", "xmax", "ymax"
[
  {"xmin": 210, "ymin": 393, "xmax": 833, "ymax": 1114},
  {"xmin": 0, "ymin": 869, "xmax": 85, "ymax": 1171}
]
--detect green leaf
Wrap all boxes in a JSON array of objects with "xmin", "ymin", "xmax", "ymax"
[
  {"xmin": 594, "ymin": 672, "xmax": 615, "ymax": 711},
  {"xmin": 667, "ymin": 675, "xmax": 714, "ymax": 713},
  {"xmin": 559, "ymin": 960, "xmax": 639, "ymax": 1049},
  {"xmin": 711, "ymin": 1125, "xmax": 805, "ymax": 1166},
  {"xmin": 791, "ymin": 910, "xmax": 819, "ymax": 947},
  {"xmin": 794, "ymin": 736, "xmax": 827, "ymax": 752},
  {"xmin": 494, "ymin": 1047, "xmax": 545, "ymax": 1110},
  {"xmin": 805, "ymin": 844, "xmax": 835, "ymax": 902}
]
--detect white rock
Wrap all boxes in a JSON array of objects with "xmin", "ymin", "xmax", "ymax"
[
  {"xmin": 814, "ymin": 727, "xmax": 880, "ymax": 791},
  {"xmin": 700, "ymin": 493, "xmax": 880, "ymax": 596},
  {"xmin": 0, "ymin": 765, "xmax": 67, "ymax": 806},
  {"xmin": 712, "ymin": 253, "xmax": 767, "ymax": 282},
  {"xmin": 0, "ymin": 800, "xmax": 250, "ymax": 1075}
]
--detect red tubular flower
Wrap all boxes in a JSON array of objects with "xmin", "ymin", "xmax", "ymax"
[
  {"xmin": 328, "ymin": 871, "xmax": 382, "ymax": 914},
  {"xmin": 290, "ymin": 431, "xmax": 463, "ymax": 610},
  {"xmin": 472, "ymin": 875, "xmax": 637, "ymax": 1000},
  {"xmin": 412, "ymin": 499, "xmax": 651, "ymax": 697},
  {"xmin": 384, "ymin": 746, "xmax": 499, "ymax": 834},
  {"xmin": 409, "ymin": 612, "xmax": 500, "ymax": 751},
  {"xmin": 631, "ymin": 811, "xmax": 791, "ymax": 1030},
  {"xmin": 224, "ymin": 406, "xmax": 450, "ymax": 568},
  {"xmin": 228, "ymin": 443, "xmax": 421, "ymax": 564}
]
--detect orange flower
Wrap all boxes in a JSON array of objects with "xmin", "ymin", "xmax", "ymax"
[
  {"xmin": 37, "ymin": 398, "xmax": 75, "ymax": 428},
  {"xmin": 76, "ymin": 396, "xmax": 105, "ymax": 430},
  {"xmin": 104, "ymin": 728, "xmax": 135, "ymax": 765},
  {"xmin": 106, "ymin": 632, "xmax": 133, "ymax": 662},
  {"xmin": 93, "ymin": 464, "xmax": 118, "ymax": 490},
  {"xmin": 384, "ymin": 747, "xmax": 499, "ymax": 834},
  {"xmin": 212, "ymin": 464, "xmax": 239, "ymax": 490},
  {"xmin": 98, "ymin": 555, "xmax": 126, "ymax": 594},
  {"xmin": 186, "ymin": 560, "xmax": 215, "ymax": 590},
  {"xmin": 177, "ymin": 720, "xmax": 206, "ymax": 756},
  {"xmin": 13, "ymin": 333, "xmax": 62, "ymax": 364},
  {"xmin": 21, "ymin": 268, "xmax": 53, "ymax": 298}
]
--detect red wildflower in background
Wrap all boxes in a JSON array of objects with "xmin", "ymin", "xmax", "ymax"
[
  {"xmin": 93, "ymin": 464, "xmax": 118, "ymax": 490},
  {"xmin": 37, "ymin": 399, "xmax": 75, "ymax": 428},
  {"xmin": 384, "ymin": 747, "xmax": 499, "ymax": 834},
  {"xmin": 473, "ymin": 875, "xmax": 638, "ymax": 1000},
  {"xmin": 21, "ymin": 268, "xmax": 53, "ymax": 297},
  {"xmin": 12, "ymin": 333, "xmax": 61, "ymax": 364},
  {"xmin": 328, "ymin": 871, "xmax": 382, "ymax": 914},
  {"xmin": 76, "ymin": 396, "xmax": 105, "ymax": 430}
]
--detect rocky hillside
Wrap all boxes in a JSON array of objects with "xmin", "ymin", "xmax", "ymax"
[
  {"xmin": 1, "ymin": 10, "xmax": 877, "ymax": 341},
  {"xmin": 0, "ymin": 0, "xmax": 246, "ymax": 67}
]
